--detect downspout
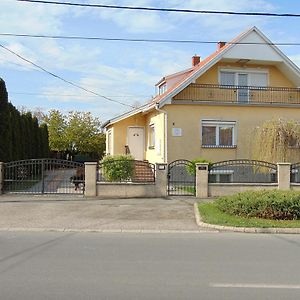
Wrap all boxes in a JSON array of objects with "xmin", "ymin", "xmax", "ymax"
[{"xmin": 155, "ymin": 103, "xmax": 168, "ymax": 163}]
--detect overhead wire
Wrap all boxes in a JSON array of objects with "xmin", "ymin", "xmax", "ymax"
[
  {"xmin": 1, "ymin": 32, "xmax": 300, "ymax": 46},
  {"xmin": 17, "ymin": 0, "xmax": 300, "ymax": 18},
  {"xmin": 0, "ymin": 43, "xmax": 135, "ymax": 108}
]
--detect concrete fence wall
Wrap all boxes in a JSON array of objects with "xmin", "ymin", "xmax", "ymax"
[
  {"xmin": 82, "ymin": 161, "xmax": 296, "ymax": 199},
  {"xmin": 197, "ymin": 162, "xmax": 291, "ymax": 198},
  {"xmin": 84, "ymin": 163, "xmax": 167, "ymax": 198}
]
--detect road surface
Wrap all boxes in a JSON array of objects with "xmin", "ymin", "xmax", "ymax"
[{"xmin": 0, "ymin": 232, "xmax": 299, "ymax": 299}]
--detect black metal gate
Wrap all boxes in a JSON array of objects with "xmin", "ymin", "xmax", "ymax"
[
  {"xmin": 3, "ymin": 159, "xmax": 85, "ymax": 194},
  {"xmin": 167, "ymin": 160, "xmax": 196, "ymax": 196}
]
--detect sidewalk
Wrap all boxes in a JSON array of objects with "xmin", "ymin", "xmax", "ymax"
[{"xmin": 0, "ymin": 195, "xmax": 214, "ymax": 233}]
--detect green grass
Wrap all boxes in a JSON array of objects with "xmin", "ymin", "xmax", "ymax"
[{"xmin": 198, "ymin": 202, "xmax": 300, "ymax": 228}]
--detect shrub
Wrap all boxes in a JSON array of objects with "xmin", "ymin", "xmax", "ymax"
[
  {"xmin": 216, "ymin": 190, "xmax": 300, "ymax": 220},
  {"xmin": 101, "ymin": 155, "xmax": 134, "ymax": 182},
  {"xmin": 186, "ymin": 158, "xmax": 212, "ymax": 176}
]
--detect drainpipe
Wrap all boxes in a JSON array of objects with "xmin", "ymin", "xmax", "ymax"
[{"xmin": 155, "ymin": 103, "xmax": 168, "ymax": 163}]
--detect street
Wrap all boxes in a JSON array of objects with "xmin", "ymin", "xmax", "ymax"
[{"xmin": 0, "ymin": 232, "xmax": 300, "ymax": 299}]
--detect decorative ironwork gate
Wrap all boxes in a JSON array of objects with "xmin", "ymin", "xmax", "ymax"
[
  {"xmin": 3, "ymin": 159, "xmax": 85, "ymax": 194},
  {"xmin": 167, "ymin": 160, "xmax": 195, "ymax": 196}
]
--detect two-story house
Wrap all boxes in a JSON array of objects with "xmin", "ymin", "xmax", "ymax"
[{"xmin": 102, "ymin": 27, "xmax": 300, "ymax": 164}]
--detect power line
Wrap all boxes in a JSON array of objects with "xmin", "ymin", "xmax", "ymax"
[
  {"xmin": 0, "ymin": 43, "xmax": 135, "ymax": 108},
  {"xmin": 17, "ymin": 0, "xmax": 300, "ymax": 18},
  {"xmin": 1, "ymin": 32, "xmax": 300, "ymax": 46},
  {"xmin": 10, "ymin": 91, "xmax": 150, "ymax": 98}
]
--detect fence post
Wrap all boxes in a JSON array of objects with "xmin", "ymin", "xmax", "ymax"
[
  {"xmin": 196, "ymin": 163, "xmax": 209, "ymax": 198},
  {"xmin": 156, "ymin": 163, "xmax": 168, "ymax": 197},
  {"xmin": 0, "ymin": 162, "xmax": 3, "ymax": 194},
  {"xmin": 84, "ymin": 162, "xmax": 97, "ymax": 197},
  {"xmin": 277, "ymin": 162, "xmax": 291, "ymax": 190}
]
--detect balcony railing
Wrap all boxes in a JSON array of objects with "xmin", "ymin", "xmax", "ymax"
[{"xmin": 173, "ymin": 84, "xmax": 300, "ymax": 105}]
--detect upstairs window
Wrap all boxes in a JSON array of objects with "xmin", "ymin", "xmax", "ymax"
[
  {"xmin": 202, "ymin": 121, "xmax": 236, "ymax": 147},
  {"xmin": 158, "ymin": 83, "xmax": 167, "ymax": 95}
]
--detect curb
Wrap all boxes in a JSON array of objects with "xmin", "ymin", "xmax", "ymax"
[
  {"xmin": 194, "ymin": 203, "xmax": 300, "ymax": 234},
  {"xmin": 0, "ymin": 227, "xmax": 213, "ymax": 234}
]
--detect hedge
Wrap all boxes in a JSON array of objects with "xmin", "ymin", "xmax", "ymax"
[
  {"xmin": 215, "ymin": 190, "xmax": 300, "ymax": 220},
  {"xmin": 101, "ymin": 155, "xmax": 134, "ymax": 182}
]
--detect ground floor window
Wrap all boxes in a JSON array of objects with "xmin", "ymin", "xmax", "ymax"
[
  {"xmin": 149, "ymin": 124, "xmax": 155, "ymax": 149},
  {"xmin": 209, "ymin": 170, "xmax": 233, "ymax": 183},
  {"xmin": 202, "ymin": 120, "xmax": 236, "ymax": 147}
]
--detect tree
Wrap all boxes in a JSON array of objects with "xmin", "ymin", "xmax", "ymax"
[
  {"xmin": 0, "ymin": 78, "xmax": 10, "ymax": 161},
  {"xmin": 251, "ymin": 119, "xmax": 300, "ymax": 163},
  {"xmin": 43, "ymin": 110, "xmax": 105, "ymax": 159},
  {"xmin": 44, "ymin": 109, "xmax": 68, "ymax": 152}
]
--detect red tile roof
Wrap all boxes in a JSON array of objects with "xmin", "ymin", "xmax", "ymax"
[{"xmin": 151, "ymin": 28, "xmax": 247, "ymax": 105}]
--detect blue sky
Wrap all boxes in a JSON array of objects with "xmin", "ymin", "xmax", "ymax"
[{"xmin": 1, "ymin": 0, "xmax": 300, "ymax": 122}]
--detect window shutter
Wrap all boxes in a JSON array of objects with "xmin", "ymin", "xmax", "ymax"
[
  {"xmin": 220, "ymin": 72, "xmax": 235, "ymax": 86},
  {"xmin": 250, "ymin": 73, "xmax": 267, "ymax": 87}
]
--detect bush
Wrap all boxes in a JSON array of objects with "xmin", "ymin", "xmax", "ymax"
[
  {"xmin": 186, "ymin": 158, "xmax": 212, "ymax": 176},
  {"xmin": 101, "ymin": 155, "xmax": 134, "ymax": 182},
  {"xmin": 216, "ymin": 190, "xmax": 300, "ymax": 220}
]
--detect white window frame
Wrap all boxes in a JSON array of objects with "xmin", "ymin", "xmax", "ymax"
[
  {"xmin": 201, "ymin": 120, "xmax": 236, "ymax": 148},
  {"xmin": 158, "ymin": 83, "xmax": 167, "ymax": 95},
  {"xmin": 148, "ymin": 124, "xmax": 155, "ymax": 149},
  {"xmin": 219, "ymin": 68, "xmax": 269, "ymax": 87},
  {"xmin": 209, "ymin": 170, "xmax": 234, "ymax": 183},
  {"xmin": 106, "ymin": 129, "xmax": 113, "ymax": 156}
]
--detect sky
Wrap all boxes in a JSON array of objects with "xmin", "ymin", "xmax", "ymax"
[{"xmin": 1, "ymin": 0, "xmax": 300, "ymax": 122}]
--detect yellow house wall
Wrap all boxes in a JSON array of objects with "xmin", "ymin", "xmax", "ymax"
[
  {"xmin": 165, "ymin": 104, "xmax": 300, "ymax": 163},
  {"xmin": 145, "ymin": 111, "xmax": 165, "ymax": 163},
  {"xmin": 195, "ymin": 62, "xmax": 295, "ymax": 87},
  {"xmin": 107, "ymin": 113, "xmax": 146, "ymax": 156}
]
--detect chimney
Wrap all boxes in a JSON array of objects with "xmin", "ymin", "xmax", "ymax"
[
  {"xmin": 192, "ymin": 55, "xmax": 200, "ymax": 66},
  {"xmin": 217, "ymin": 41, "xmax": 226, "ymax": 50}
]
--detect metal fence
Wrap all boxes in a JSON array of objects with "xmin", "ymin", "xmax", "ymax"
[
  {"xmin": 209, "ymin": 159, "xmax": 277, "ymax": 183},
  {"xmin": 291, "ymin": 162, "xmax": 300, "ymax": 183},
  {"xmin": 173, "ymin": 83, "xmax": 300, "ymax": 105},
  {"xmin": 3, "ymin": 159, "xmax": 85, "ymax": 194},
  {"xmin": 167, "ymin": 160, "xmax": 196, "ymax": 196},
  {"xmin": 97, "ymin": 160, "xmax": 155, "ymax": 183}
]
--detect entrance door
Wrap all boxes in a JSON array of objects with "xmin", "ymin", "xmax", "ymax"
[
  {"xmin": 127, "ymin": 127, "xmax": 144, "ymax": 160},
  {"xmin": 237, "ymin": 73, "xmax": 249, "ymax": 102}
]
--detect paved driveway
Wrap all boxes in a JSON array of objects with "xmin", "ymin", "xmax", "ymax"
[{"xmin": 0, "ymin": 195, "xmax": 210, "ymax": 232}]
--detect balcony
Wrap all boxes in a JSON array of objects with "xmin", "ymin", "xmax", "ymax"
[{"xmin": 173, "ymin": 84, "xmax": 300, "ymax": 105}]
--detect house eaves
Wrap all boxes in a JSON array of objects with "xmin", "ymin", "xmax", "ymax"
[{"xmin": 102, "ymin": 101, "xmax": 155, "ymax": 129}]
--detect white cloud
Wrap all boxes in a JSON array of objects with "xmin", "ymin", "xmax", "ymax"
[{"xmin": 0, "ymin": 0, "xmax": 67, "ymax": 34}]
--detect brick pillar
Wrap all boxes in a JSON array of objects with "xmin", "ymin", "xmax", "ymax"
[
  {"xmin": 84, "ymin": 162, "xmax": 97, "ymax": 197},
  {"xmin": 156, "ymin": 163, "xmax": 168, "ymax": 197},
  {"xmin": 0, "ymin": 162, "xmax": 3, "ymax": 194},
  {"xmin": 277, "ymin": 162, "xmax": 291, "ymax": 190},
  {"xmin": 196, "ymin": 163, "xmax": 209, "ymax": 198}
]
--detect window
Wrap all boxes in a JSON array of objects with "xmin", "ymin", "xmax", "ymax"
[
  {"xmin": 149, "ymin": 124, "xmax": 155, "ymax": 149},
  {"xmin": 158, "ymin": 83, "xmax": 167, "ymax": 95},
  {"xmin": 202, "ymin": 121, "xmax": 236, "ymax": 147},
  {"xmin": 220, "ymin": 70, "xmax": 268, "ymax": 102},
  {"xmin": 106, "ymin": 130, "xmax": 112, "ymax": 155},
  {"xmin": 220, "ymin": 70, "xmax": 268, "ymax": 87},
  {"xmin": 209, "ymin": 169, "xmax": 233, "ymax": 183}
]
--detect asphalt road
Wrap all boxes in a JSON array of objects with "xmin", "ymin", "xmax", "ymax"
[{"xmin": 0, "ymin": 232, "xmax": 300, "ymax": 300}]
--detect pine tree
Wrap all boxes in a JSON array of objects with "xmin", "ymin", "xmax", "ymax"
[{"xmin": 0, "ymin": 78, "xmax": 10, "ymax": 161}]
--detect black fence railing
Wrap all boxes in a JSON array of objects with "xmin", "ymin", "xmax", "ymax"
[
  {"xmin": 173, "ymin": 83, "xmax": 300, "ymax": 105},
  {"xmin": 97, "ymin": 160, "xmax": 155, "ymax": 183},
  {"xmin": 209, "ymin": 159, "xmax": 277, "ymax": 183},
  {"xmin": 3, "ymin": 158, "xmax": 85, "ymax": 194}
]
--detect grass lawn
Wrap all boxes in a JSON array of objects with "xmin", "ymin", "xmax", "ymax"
[{"xmin": 198, "ymin": 202, "xmax": 300, "ymax": 228}]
